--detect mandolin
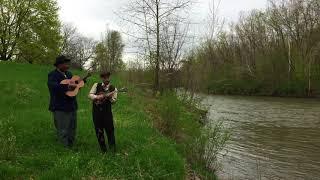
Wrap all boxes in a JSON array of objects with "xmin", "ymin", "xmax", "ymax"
[
  {"xmin": 60, "ymin": 73, "xmax": 92, "ymax": 97},
  {"xmin": 94, "ymin": 85, "xmax": 116, "ymax": 105},
  {"xmin": 94, "ymin": 86, "xmax": 128, "ymax": 105}
]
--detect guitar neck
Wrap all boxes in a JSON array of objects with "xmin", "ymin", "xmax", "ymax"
[{"xmin": 81, "ymin": 73, "xmax": 91, "ymax": 82}]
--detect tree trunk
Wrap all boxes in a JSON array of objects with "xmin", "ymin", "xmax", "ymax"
[
  {"xmin": 308, "ymin": 58, "xmax": 312, "ymax": 96},
  {"xmin": 288, "ymin": 38, "xmax": 291, "ymax": 89},
  {"xmin": 0, "ymin": 54, "xmax": 10, "ymax": 61},
  {"xmin": 155, "ymin": 0, "xmax": 160, "ymax": 92}
]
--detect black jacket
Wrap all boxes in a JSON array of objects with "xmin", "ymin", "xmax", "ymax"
[{"xmin": 47, "ymin": 69, "xmax": 78, "ymax": 112}]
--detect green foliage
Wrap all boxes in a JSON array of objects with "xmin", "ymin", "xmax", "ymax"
[
  {"xmin": 0, "ymin": 0, "xmax": 61, "ymax": 64},
  {"xmin": 94, "ymin": 31, "xmax": 125, "ymax": 72},
  {"xmin": 156, "ymin": 91, "xmax": 182, "ymax": 137},
  {"xmin": 207, "ymin": 79, "xmax": 263, "ymax": 95},
  {"xmin": 189, "ymin": 121, "xmax": 230, "ymax": 171}
]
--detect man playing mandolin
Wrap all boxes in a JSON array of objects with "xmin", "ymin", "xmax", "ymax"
[
  {"xmin": 88, "ymin": 72, "xmax": 117, "ymax": 153},
  {"xmin": 47, "ymin": 55, "xmax": 79, "ymax": 148}
]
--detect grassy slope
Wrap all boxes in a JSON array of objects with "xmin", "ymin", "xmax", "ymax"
[{"xmin": 0, "ymin": 62, "xmax": 185, "ymax": 179}]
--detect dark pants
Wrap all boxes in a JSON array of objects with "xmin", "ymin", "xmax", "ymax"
[
  {"xmin": 53, "ymin": 111, "xmax": 77, "ymax": 147},
  {"xmin": 93, "ymin": 104, "xmax": 116, "ymax": 152},
  {"xmin": 95, "ymin": 127, "xmax": 115, "ymax": 152}
]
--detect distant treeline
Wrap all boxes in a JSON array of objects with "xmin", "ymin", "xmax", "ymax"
[{"xmin": 180, "ymin": 0, "xmax": 320, "ymax": 97}]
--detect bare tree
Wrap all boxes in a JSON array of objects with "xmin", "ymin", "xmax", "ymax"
[
  {"xmin": 75, "ymin": 37, "xmax": 96, "ymax": 69},
  {"xmin": 208, "ymin": 0, "xmax": 224, "ymax": 40},
  {"xmin": 160, "ymin": 19, "xmax": 189, "ymax": 72},
  {"xmin": 61, "ymin": 23, "xmax": 78, "ymax": 54},
  {"xmin": 160, "ymin": 18, "xmax": 190, "ymax": 89},
  {"xmin": 120, "ymin": 0, "xmax": 192, "ymax": 91},
  {"xmin": 61, "ymin": 23, "xmax": 96, "ymax": 69}
]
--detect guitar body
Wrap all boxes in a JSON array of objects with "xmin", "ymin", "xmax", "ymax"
[{"xmin": 61, "ymin": 75, "xmax": 86, "ymax": 97}]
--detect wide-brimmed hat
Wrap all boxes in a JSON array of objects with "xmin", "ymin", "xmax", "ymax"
[
  {"xmin": 100, "ymin": 71, "xmax": 111, "ymax": 78},
  {"xmin": 54, "ymin": 55, "xmax": 71, "ymax": 66}
]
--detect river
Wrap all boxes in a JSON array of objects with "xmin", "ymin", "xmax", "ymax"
[{"xmin": 200, "ymin": 95, "xmax": 320, "ymax": 180}]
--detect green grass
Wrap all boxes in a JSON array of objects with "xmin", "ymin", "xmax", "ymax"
[{"xmin": 0, "ymin": 62, "xmax": 185, "ymax": 179}]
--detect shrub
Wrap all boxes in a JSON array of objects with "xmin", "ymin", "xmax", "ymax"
[
  {"xmin": 188, "ymin": 121, "xmax": 230, "ymax": 171},
  {"xmin": 156, "ymin": 91, "xmax": 182, "ymax": 137}
]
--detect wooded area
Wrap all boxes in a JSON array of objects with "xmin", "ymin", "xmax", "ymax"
[
  {"xmin": 180, "ymin": 0, "xmax": 320, "ymax": 96},
  {"xmin": 123, "ymin": 0, "xmax": 320, "ymax": 97}
]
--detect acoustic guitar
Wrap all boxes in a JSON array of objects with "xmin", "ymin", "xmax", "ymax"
[{"xmin": 60, "ymin": 73, "xmax": 92, "ymax": 97}]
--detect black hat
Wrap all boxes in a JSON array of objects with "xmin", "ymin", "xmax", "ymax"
[
  {"xmin": 54, "ymin": 55, "xmax": 71, "ymax": 66},
  {"xmin": 100, "ymin": 71, "xmax": 111, "ymax": 78}
]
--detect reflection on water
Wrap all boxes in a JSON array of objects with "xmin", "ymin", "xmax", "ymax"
[{"xmin": 201, "ymin": 95, "xmax": 320, "ymax": 180}]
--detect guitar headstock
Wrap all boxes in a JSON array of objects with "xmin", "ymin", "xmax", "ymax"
[
  {"xmin": 86, "ymin": 72, "xmax": 92, "ymax": 78},
  {"xmin": 83, "ymin": 71, "xmax": 93, "ymax": 82}
]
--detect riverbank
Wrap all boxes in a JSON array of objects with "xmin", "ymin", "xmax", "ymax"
[
  {"xmin": 128, "ymin": 88, "xmax": 217, "ymax": 179},
  {"xmin": 204, "ymin": 79, "xmax": 320, "ymax": 98},
  {"xmin": 0, "ymin": 62, "xmax": 216, "ymax": 179}
]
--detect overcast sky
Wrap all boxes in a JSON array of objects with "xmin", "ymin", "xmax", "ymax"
[
  {"xmin": 57, "ymin": 0, "xmax": 267, "ymax": 39},
  {"xmin": 57, "ymin": 0, "xmax": 268, "ymax": 60}
]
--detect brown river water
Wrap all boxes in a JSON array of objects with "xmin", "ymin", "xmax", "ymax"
[{"xmin": 200, "ymin": 95, "xmax": 320, "ymax": 180}]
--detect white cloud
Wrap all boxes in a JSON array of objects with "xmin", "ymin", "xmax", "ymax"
[{"xmin": 57, "ymin": 0, "xmax": 127, "ymax": 40}]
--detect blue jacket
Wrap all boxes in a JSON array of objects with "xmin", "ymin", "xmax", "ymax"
[{"xmin": 47, "ymin": 69, "xmax": 78, "ymax": 112}]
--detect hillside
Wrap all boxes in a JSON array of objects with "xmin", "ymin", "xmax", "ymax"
[{"xmin": 0, "ymin": 62, "xmax": 186, "ymax": 179}]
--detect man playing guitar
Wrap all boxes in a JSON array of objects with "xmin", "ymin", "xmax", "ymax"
[{"xmin": 47, "ymin": 55, "xmax": 79, "ymax": 148}]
